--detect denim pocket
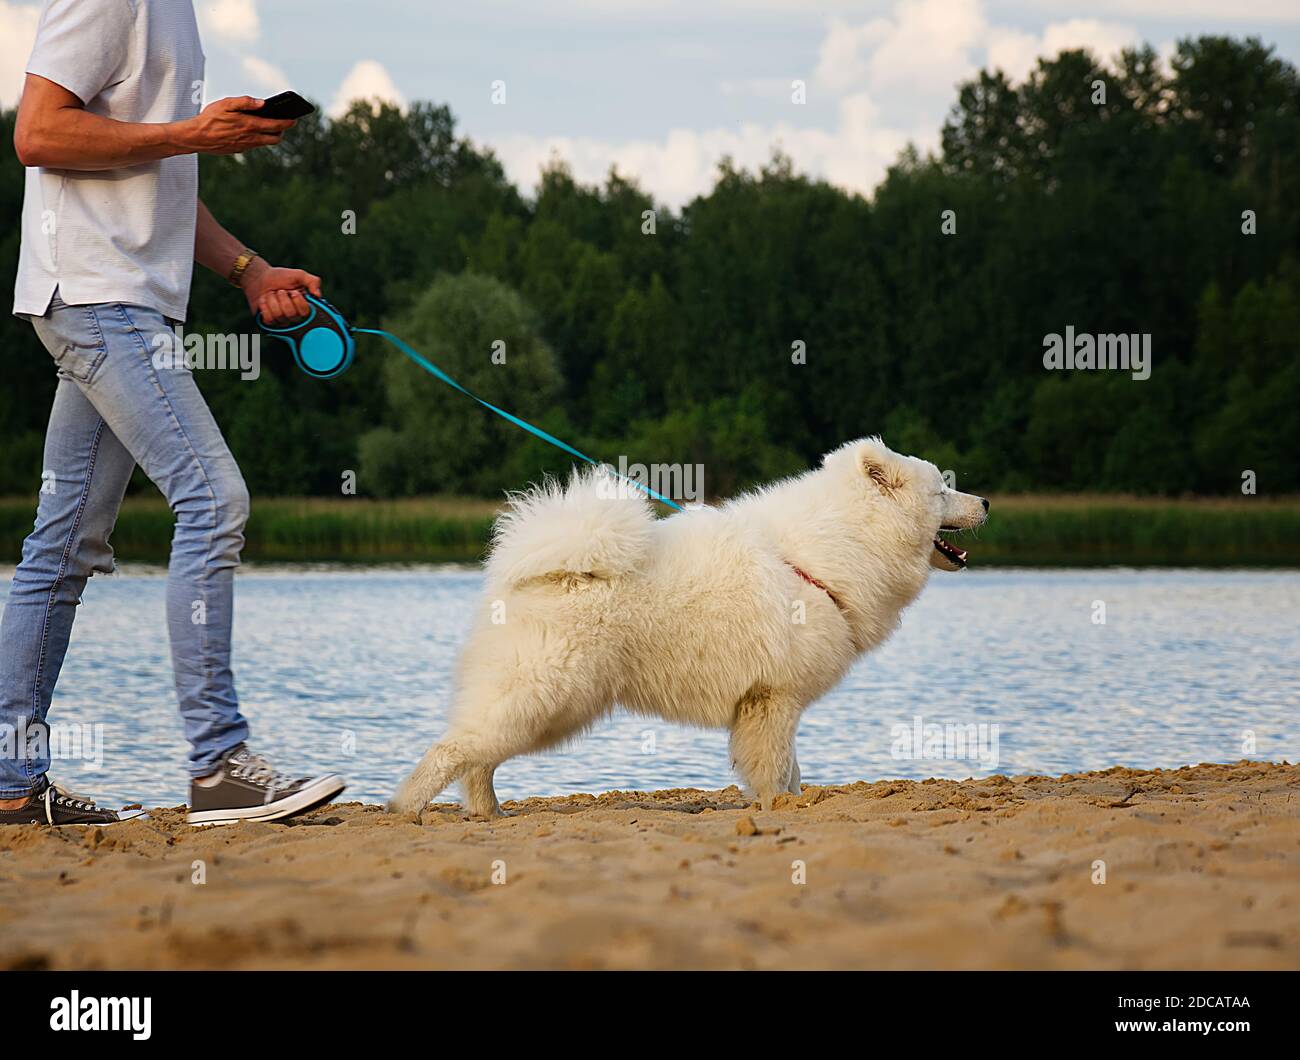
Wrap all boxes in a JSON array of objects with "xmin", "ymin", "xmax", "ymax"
[{"xmin": 34, "ymin": 299, "xmax": 110, "ymax": 385}]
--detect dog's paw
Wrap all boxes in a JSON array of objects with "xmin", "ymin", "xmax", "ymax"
[{"xmin": 387, "ymin": 791, "xmax": 425, "ymax": 815}]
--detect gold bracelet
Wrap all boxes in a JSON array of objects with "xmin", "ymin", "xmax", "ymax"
[{"xmin": 227, "ymin": 250, "xmax": 259, "ymax": 288}]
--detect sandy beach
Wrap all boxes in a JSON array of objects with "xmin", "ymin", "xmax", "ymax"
[{"xmin": 1, "ymin": 760, "xmax": 1297, "ymax": 970}]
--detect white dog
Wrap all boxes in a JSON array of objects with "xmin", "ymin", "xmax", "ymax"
[{"xmin": 391, "ymin": 437, "xmax": 988, "ymax": 816}]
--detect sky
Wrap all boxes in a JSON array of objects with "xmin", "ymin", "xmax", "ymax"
[{"xmin": 2, "ymin": 0, "xmax": 1299, "ymax": 206}]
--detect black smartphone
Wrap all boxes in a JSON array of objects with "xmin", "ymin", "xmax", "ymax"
[{"xmin": 245, "ymin": 91, "xmax": 316, "ymax": 120}]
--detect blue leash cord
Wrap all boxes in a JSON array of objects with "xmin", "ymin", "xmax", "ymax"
[
  {"xmin": 257, "ymin": 294, "xmax": 681, "ymax": 510},
  {"xmin": 356, "ymin": 328, "xmax": 682, "ymax": 510}
]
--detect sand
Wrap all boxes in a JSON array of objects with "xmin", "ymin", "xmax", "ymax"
[{"xmin": 1, "ymin": 760, "xmax": 1297, "ymax": 970}]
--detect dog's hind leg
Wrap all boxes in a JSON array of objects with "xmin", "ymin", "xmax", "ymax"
[
  {"xmin": 787, "ymin": 752, "xmax": 802, "ymax": 795},
  {"xmin": 730, "ymin": 687, "xmax": 801, "ymax": 811},
  {"xmin": 463, "ymin": 765, "xmax": 502, "ymax": 818},
  {"xmin": 389, "ymin": 738, "xmax": 472, "ymax": 814},
  {"xmin": 394, "ymin": 713, "xmax": 580, "ymax": 816},
  {"xmin": 392, "ymin": 607, "xmax": 613, "ymax": 815}
]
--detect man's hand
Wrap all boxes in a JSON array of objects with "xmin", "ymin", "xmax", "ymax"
[
  {"xmin": 174, "ymin": 97, "xmax": 295, "ymax": 156},
  {"xmin": 241, "ymin": 259, "xmax": 323, "ymax": 325}
]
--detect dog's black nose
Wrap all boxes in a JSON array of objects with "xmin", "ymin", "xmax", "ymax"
[{"xmin": 981, "ymin": 497, "xmax": 990, "ymax": 512}]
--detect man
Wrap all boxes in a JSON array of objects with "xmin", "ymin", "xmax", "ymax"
[{"xmin": 0, "ymin": 0, "xmax": 347, "ymax": 825}]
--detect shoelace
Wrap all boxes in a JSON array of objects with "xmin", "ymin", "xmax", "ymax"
[
  {"xmin": 41, "ymin": 781, "xmax": 99, "ymax": 824},
  {"xmin": 229, "ymin": 751, "xmax": 300, "ymax": 791}
]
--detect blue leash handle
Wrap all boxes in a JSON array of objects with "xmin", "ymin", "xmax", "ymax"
[
  {"xmin": 258, "ymin": 294, "xmax": 680, "ymax": 509},
  {"xmin": 256, "ymin": 296, "xmax": 355, "ymax": 379}
]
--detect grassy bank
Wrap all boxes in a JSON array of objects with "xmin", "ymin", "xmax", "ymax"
[
  {"xmin": 1, "ymin": 494, "xmax": 1297, "ymax": 568},
  {"xmin": 970, "ymin": 495, "xmax": 1300, "ymax": 567},
  {"xmin": 0, "ymin": 497, "xmax": 498, "ymax": 566}
]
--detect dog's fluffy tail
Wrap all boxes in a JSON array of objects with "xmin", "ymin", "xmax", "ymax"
[{"xmin": 486, "ymin": 466, "xmax": 655, "ymax": 586}]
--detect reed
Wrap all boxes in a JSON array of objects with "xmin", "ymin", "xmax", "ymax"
[
  {"xmin": 969, "ymin": 497, "xmax": 1300, "ymax": 567},
  {"xmin": 1, "ymin": 495, "xmax": 1296, "ymax": 567}
]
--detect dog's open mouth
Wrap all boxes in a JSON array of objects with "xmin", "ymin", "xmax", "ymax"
[{"xmin": 933, "ymin": 530, "xmax": 968, "ymax": 569}]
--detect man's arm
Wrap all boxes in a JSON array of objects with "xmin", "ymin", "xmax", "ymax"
[
  {"xmin": 195, "ymin": 200, "xmax": 321, "ymax": 326},
  {"xmin": 13, "ymin": 73, "xmax": 292, "ymax": 170},
  {"xmin": 16, "ymin": 73, "xmax": 322, "ymax": 325}
]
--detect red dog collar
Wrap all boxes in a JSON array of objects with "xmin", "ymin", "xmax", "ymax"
[{"xmin": 788, "ymin": 563, "xmax": 844, "ymax": 611}]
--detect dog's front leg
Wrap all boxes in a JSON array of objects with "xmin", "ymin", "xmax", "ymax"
[{"xmin": 730, "ymin": 688, "xmax": 801, "ymax": 811}]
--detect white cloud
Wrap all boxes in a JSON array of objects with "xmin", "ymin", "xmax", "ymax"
[
  {"xmin": 815, "ymin": 0, "xmax": 1134, "ymax": 109},
  {"xmin": 1040, "ymin": 18, "xmax": 1140, "ymax": 65},
  {"xmin": 839, "ymin": 0, "xmax": 987, "ymax": 120},
  {"xmin": 1155, "ymin": 38, "xmax": 1179, "ymax": 72},
  {"xmin": 328, "ymin": 60, "xmax": 406, "ymax": 118},
  {"xmin": 1012, "ymin": 0, "xmax": 1299, "ymax": 21},
  {"xmin": 813, "ymin": 18, "xmax": 890, "ymax": 95},
  {"xmin": 199, "ymin": 0, "xmax": 260, "ymax": 44},
  {"xmin": 242, "ymin": 55, "xmax": 291, "ymax": 96},
  {"xmin": 987, "ymin": 18, "xmax": 1139, "ymax": 83},
  {"xmin": 490, "ymin": 0, "xmax": 1145, "ymax": 207},
  {"xmin": 493, "ymin": 92, "xmax": 915, "ymax": 209},
  {"xmin": 0, "ymin": 0, "xmax": 40, "ymax": 109}
]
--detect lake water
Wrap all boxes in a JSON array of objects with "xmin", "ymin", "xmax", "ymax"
[{"xmin": 2, "ymin": 566, "xmax": 1297, "ymax": 809}]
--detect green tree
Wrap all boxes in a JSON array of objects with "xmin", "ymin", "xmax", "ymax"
[{"xmin": 358, "ymin": 273, "xmax": 563, "ymax": 495}]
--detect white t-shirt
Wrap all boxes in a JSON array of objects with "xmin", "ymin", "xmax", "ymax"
[{"xmin": 13, "ymin": 0, "xmax": 205, "ymax": 322}]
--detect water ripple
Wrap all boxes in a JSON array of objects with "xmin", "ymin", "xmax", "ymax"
[{"xmin": 2, "ymin": 566, "xmax": 1296, "ymax": 807}]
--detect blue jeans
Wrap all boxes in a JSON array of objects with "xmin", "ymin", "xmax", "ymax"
[{"xmin": 0, "ymin": 293, "xmax": 250, "ymax": 797}]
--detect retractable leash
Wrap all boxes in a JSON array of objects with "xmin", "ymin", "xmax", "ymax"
[
  {"xmin": 257, "ymin": 293, "xmax": 682, "ymax": 510},
  {"xmin": 256, "ymin": 294, "xmax": 355, "ymax": 379}
]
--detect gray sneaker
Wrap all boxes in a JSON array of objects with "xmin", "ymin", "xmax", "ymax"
[
  {"xmin": 0, "ymin": 777, "xmax": 146, "ymax": 826},
  {"xmin": 187, "ymin": 745, "xmax": 346, "ymax": 826}
]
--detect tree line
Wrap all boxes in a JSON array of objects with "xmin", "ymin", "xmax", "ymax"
[{"xmin": 1, "ymin": 35, "xmax": 1296, "ymax": 501}]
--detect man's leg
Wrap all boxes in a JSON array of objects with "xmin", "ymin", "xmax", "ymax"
[
  {"xmin": 4, "ymin": 297, "xmax": 342, "ymax": 825},
  {"xmin": 0, "ymin": 375, "xmax": 134, "ymax": 801},
  {"xmin": 43, "ymin": 302, "xmax": 253, "ymax": 778}
]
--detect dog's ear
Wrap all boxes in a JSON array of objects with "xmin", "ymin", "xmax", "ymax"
[{"xmin": 859, "ymin": 439, "xmax": 906, "ymax": 494}]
